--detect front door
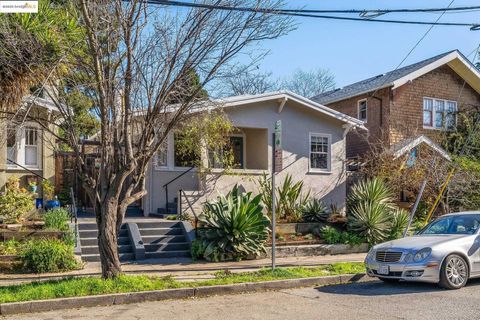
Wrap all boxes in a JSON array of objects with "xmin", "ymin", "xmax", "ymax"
[{"xmin": 230, "ymin": 136, "xmax": 244, "ymax": 169}]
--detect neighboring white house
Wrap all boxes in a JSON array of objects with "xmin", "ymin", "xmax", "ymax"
[{"xmin": 142, "ymin": 91, "xmax": 366, "ymax": 218}]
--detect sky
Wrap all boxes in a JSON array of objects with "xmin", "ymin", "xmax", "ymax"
[{"xmin": 249, "ymin": 0, "xmax": 480, "ymax": 88}]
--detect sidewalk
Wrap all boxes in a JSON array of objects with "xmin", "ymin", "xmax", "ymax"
[{"xmin": 0, "ymin": 253, "xmax": 366, "ymax": 286}]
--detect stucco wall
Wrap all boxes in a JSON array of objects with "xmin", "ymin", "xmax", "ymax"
[{"xmin": 153, "ymin": 99, "xmax": 349, "ymax": 217}]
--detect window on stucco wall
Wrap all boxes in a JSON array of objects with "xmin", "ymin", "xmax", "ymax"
[
  {"xmin": 6, "ymin": 124, "xmax": 41, "ymax": 169},
  {"xmin": 309, "ymin": 133, "xmax": 331, "ymax": 172}
]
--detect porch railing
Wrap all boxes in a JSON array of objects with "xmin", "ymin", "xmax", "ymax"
[
  {"xmin": 178, "ymin": 189, "xmax": 199, "ymax": 236},
  {"xmin": 162, "ymin": 166, "xmax": 195, "ymax": 209}
]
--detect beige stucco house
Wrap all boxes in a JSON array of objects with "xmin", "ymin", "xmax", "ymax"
[
  {"xmin": 0, "ymin": 96, "xmax": 58, "ymax": 195},
  {"xmin": 142, "ymin": 91, "xmax": 365, "ymax": 218}
]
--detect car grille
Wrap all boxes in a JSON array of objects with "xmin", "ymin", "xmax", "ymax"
[{"xmin": 375, "ymin": 250, "xmax": 403, "ymax": 263}]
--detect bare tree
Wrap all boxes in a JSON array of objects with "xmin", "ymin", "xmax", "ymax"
[
  {"xmin": 214, "ymin": 65, "xmax": 279, "ymax": 97},
  {"xmin": 19, "ymin": 0, "xmax": 293, "ymax": 278},
  {"xmin": 282, "ymin": 68, "xmax": 335, "ymax": 98}
]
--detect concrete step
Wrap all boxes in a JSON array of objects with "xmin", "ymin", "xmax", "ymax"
[
  {"xmin": 138, "ymin": 228, "xmax": 183, "ymax": 236},
  {"xmin": 81, "ymin": 244, "xmax": 133, "ymax": 255},
  {"xmin": 80, "ymin": 236, "xmax": 130, "ymax": 246},
  {"xmin": 78, "ymin": 223, "xmax": 128, "ymax": 231},
  {"xmin": 141, "ymin": 235, "xmax": 186, "ymax": 244},
  {"xmin": 144, "ymin": 242, "xmax": 189, "ymax": 252},
  {"xmin": 79, "ymin": 228, "xmax": 128, "ymax": 238},
  {"xmin": 136, "ymin": 221, "xmax": 180, "ymax": 229},
  {"xmin": 82, "ymin": 253, "xmax": 135, "ymax": 262},
  {"xmin": 144, "ymin": 250, "xmax": 190, "ymax": 259}
]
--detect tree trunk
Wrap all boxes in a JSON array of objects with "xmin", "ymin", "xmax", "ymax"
[{"xmin": 97, "ymin": 197, "xmax": 122, "ymax": 278}]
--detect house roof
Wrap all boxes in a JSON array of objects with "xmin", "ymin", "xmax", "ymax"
[
  {"xmin": 23, "ymin": 96, "xmax": 59, "ymax": 113},
  {"xmin": 218, "ymin": 90, "xmax": 366, "ymax": 129},
  {"xmin": 389, "ymin": 135, "xmax": 451, "ymax": 161},
  {"xmin": 312, "ymin": 50, "xmax": 480, "ymax": 105}
]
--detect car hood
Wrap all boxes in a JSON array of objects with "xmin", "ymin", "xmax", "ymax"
[{"xmin": 374, "ymin": 235, "xmax": 467, "ymax": 250}]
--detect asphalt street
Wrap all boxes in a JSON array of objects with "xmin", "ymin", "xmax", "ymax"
[{"xmin": 4, "ymin": 279, "xmax": 480, "ymax": 320}]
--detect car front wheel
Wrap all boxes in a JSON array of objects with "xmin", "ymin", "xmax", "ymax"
[{"xmin": 439, "ymin": 254, "xmax": 469, "ymax": 290}]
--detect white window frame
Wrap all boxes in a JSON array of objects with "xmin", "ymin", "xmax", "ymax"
[
  {"xmin": 357, "ymin": 99, "xmax": 368, "ymax": 123},
  {"xmin": 309, "ymin": 133, "xmax": 331, "ymax": 173},
  {"xmin": 6, "ymin": 123, "xmax": 42, "ymax": 170},
  {"xmin": 153, "ymin": 134, "xmax": 169, "ymax": 171},
  {"xmin": 423, "ymin": 97, "xmax": 457, "ymax": 130}
]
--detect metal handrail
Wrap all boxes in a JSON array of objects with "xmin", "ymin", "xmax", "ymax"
[
  {"xmin": 69, "ymin": 187, "xmax": 78, "ymax": 224},
  {"xmin": 162, "ymin": 166, "xmax": 195, "ymax": 209},
  {"xmin": 179, "ymin": 189, "xmax": 199, "ymax": 235}
]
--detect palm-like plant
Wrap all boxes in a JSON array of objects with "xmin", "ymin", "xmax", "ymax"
[
  {"xmin": 348, "ymin": 178, "xmax": 401, "ymax": 245},
  {"xmin": 198, "ymin": 185, "xmax": 270, "ymax": 261},
  {"xmin": 389, "ymin": 208, "xmax": 410, "ymax": 239},
  {"xmin": 349, "ymin": 201, "xmax": 392, "ymax": 245},
  {"xmin": 348, "ymin": 177, "xmax": 395, "ymax": 209}
]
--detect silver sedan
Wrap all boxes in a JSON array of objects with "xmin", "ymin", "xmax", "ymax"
[{"xmin": 365, "ymin": 211, "xmax": 480, "ymax": 289}]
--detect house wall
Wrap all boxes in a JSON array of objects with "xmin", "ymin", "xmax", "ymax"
[
  {"xmin": 243, "ymin": 127, "xmax": 268, "ymax": 170},
  {"xmin": 0, "ymin": 110, "xmax": 56, "ymax": 195},
  {"xmin": 175, "ymin": 99, "xmax": 349, "ymax": 217},
  {"xmin": 390, "ymin": 64, "xmax": 480, "ymax": 145},
  {"xmin": 326, "ymin": 88, "xmax": 390, "ymax": 158},
  {"xmin": 326, "ymin": 65, "xmax": 480, "ymax": 159}
]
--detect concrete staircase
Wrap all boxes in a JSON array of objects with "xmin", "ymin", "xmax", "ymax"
[
  {"xmin": 137, "ymin": 221, "xmax": 190, "ymax": 259},
  {"xmin": 78, "ymin": 222, "xmax": 134, "ymax": 262}
]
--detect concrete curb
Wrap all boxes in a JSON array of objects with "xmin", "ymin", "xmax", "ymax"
[{"xmin": 0, "ymin": 273, "xmax": 373, "ymax": 316}]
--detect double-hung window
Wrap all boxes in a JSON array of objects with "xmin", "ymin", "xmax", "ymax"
[
  {"xmin": 357, "ymin": 99, "xmax": 367, "ymax": 122},
  {"xmin": 423, "ymin": 97, "xmax": 457, "ymax": 130},
  {"xmin": 6, "ymin": 125, "xmax": 41, "ymax": 169},
  {"xmin": 309, "ymin": 133, "xmax": 331, "ymax": 172}
]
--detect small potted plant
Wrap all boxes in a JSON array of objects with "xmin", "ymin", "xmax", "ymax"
[
  {"xmin": 42, "ymin": 180, "xmax": 60, "ymax": 210},
  {"xmin": 27, "ymin": 176, "xmax": 38, "ymax": 193}
]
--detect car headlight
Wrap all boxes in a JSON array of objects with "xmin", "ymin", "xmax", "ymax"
[
  {"xmin": 404, "ymin": 252, "xmax": 414, "ymax": 263},
  {"xmin": 413, "ymin": 248, "xmax": 432, "ymax": 262},
  {"xmin": 366, "ymin": 248, "xmax": 376, "ymax": 260}
]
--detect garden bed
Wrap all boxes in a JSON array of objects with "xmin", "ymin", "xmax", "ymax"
[{"xmin": 0, "ymin": 230, "xmax": 68, "ymax": 242}]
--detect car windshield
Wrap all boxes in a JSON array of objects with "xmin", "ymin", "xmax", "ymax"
[{"xmin": 420, "ymin": 214, "xmax": 480, "ymax": 235}]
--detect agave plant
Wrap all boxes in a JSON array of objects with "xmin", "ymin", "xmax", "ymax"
[
  {"xmin": 198, "ymin": 185, "xmax": 270, "ymax": 261},
  {"xmin": 302, "ymin": 199, "xmax": 329, "ymax": 222},
  {"xmin": 276, "ymin": 174, "xmax": 310, "ymax": 222}
]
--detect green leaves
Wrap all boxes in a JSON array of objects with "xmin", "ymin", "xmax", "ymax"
[
  {"xmin": 197, "ymin": 185, "xmax": 270, "ymax": 262},
  {"xmin": 348, "ymin": 178, "xmax": 408, "ymax": 245},
  {"xmin": 302, "ymin": 199, "xmax": 329, "ymax": 222}
]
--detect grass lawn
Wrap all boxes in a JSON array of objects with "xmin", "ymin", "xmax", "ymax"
[{"xmin": 0, "ymin": 262, "xmax": 364, "ymax": 304}]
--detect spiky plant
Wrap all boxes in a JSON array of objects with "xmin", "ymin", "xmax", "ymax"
[
  {"xmin": 349, "ymin": 201, "xmax": 391, "ymax": 245},
  {"xmin": 348, "ymin": 177, "xmax": 395, "ymax": 210},
  {"xmin": 302, "ymin": 199, "xmax": 329, "ymax": 222},
  {"xmin": 198, "ymin": 185, "xmax": 270, "ymax": 262},
  {"xmin": 389, "ymin": 208, "xmax": 410, "ymax": 239}
]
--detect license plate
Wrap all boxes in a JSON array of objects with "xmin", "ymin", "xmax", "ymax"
[{"xmin": 377, "ymin": 265, "xmax": 389, "ymax": 275}]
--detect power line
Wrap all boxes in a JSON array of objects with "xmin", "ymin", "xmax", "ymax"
[{"xmin": 147, "ymin": 0, "xmax": 480, "ymax": 29}]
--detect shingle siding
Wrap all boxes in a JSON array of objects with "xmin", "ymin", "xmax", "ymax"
[{"xmin": 325, "ymin": 64, "xmax": 480, "ymax": 158}]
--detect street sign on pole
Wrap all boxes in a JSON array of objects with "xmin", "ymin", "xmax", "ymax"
[{"xmin": 271, "ymin": 120, "xmax": 282, "ymax": 270}]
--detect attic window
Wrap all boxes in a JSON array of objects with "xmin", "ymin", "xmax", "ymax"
[{"xmin": 357, "ymin": 99, "xmax": 367, "ymax": 122}]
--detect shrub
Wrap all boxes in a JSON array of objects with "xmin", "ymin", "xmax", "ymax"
[
  {"xmin": 0, "ymin": 239, "xmax": 23, "ymax": 255},
  {"xmin": 44, "ymin": 208, "xmax": 70, "ymax": 231},
  {"xmin": 190, "ymin": 239, "xmax": 205, "ymax": 261},
  {"xmin": 198, "ymin": 185, "xmax": 270, "ymax": 261},
  {"xmin": 302, "ymin": 199, "xmax": 328, "ymax": 222},
  {"xmin": 21, "ymin": 239, "xmax": 78, "ymax": 273},
  {"xmin": 0, "ymin": 177, "xmax": 34, "ymax": 223},
  {"xmin": 321, "ymin": 226, "xmax": 363, "ymax": 245},
  {"xmin": 42, "ymin": 180, "xmax": 55, "ymax": 200}
]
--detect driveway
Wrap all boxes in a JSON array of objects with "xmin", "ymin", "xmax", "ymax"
[{"xmin": 4, "ymin": 279, "xmax": 480, "ymax": 319}]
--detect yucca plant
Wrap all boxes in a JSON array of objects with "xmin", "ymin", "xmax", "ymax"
[
  {"xmin": 276, "ymin": 174, "xmax": 310, "ymax": 222},
  {"xmin": 302, "ymin": 199, "xmax": 329, "ymax": 222},
  {"xmin": 349, "ymin": 201, "xmax": 391, "ymax": 245},
  {"xmin": 198, "ymin": 185, "xmax": 270, "ymax": 262},
  {"xmin": 348, "ymin": 177, "xmax": 395, "ymax": 210},
  {"xmin": 389, "ymin": 208, "xmax": 410, "ymax": 240}
]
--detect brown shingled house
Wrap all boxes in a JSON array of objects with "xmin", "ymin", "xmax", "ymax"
[{"xmin": 312, "ymin": 50, "xmax": 480, "ymax": 161}]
